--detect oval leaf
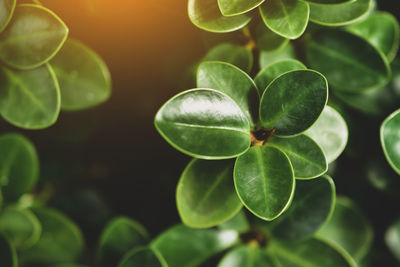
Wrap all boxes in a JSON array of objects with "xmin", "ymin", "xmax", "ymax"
[
  {"xmin": 269, "ymin": 134, "xmax": 327, "ymax": 179},
  {"xmin": 234, "ymin": 145, "xmax": 295, "ymax": 221},
  {"xmin": 259, "ymin": 43, "xmax": 296, "ymax": 69},
  {"xmin": 188, "ymin": 0, "xmax": 252, "ymax": 33},
  {"xmin": 260, "ymin": 70, "xmax": 328, "ymax": 136},
  {"xmin": 155, "ymin": 89, "xmax": 251, "ymax": 159},
  {"xmin": 50, "ymin": 39, "xmax": 112, "ymax": 111},
  {"xmin": 0, "ymin": 233, "xmax": 17, "ymax": 267},
  {"xmin": 0, "ymin": 0, "xmax": 16, "ymax": 32},
  {"xmin": 0, "ymin": 64, "xmax": 61, "ymax": 129},
  {"xmin": 306, "ymin": 29, "xmax": 390, "ymax": 93},
  {"xmin": 386, "ymin": 219, "xmax": 400, "ymax": 262},
  {"xmin": 381, "ymin": 109, "xmax": 400, "ymax": 175},
  {"xmin": 260, "ymin": 0, "xmax": 310, "ymax": 39},
  {"xmin": 118, "ymin": 247, "xmax": 167, "ymax": 267},
  {"xmin": 218, "ymin": 0, "xmax": 265, "ymax": 16},
  {"xmin": 218, "ymin": 246, "xmax": 279, "ymax": 267},
  {"xmin": 0, "ymin": 4, "xmax": 68, "ymax": 69}
]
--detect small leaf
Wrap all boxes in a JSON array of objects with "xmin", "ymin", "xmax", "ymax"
[
  {"xmin": 155, "ymin": 89, "xmax": 251, "ymax": 159},
  {"xmin": 380, "ymin": 109, "xmax": 400, "ymax": 175},
  {"xmin": 0, "ymin": 0, "xmax": 16, "ymax": 32},
  {"xmin": 151, "ymin": 225, "xmax": 238, "ymax": 267},
  {"xmin": 0, "ymin": 233, "xmax": 17, "ymax": 267},
  {"xmin": 252, "ymin": 21, "xmax": 289, "ymax": 52},
  {"xmin": 306, "ymin": 29, "xmax": 391, "ymax": 92},
  {"xmin": 188, "ymin": 0, "xmax": 252, "ymax": 33},
  {"xmin": 118, "ymin": 247, "xmax": 167, "ymax": 267},
  {"xmin": 259, "ymin": 70, "xmax": 328, "ymax": 136},
  {"xmin": 218, "ymin": 210, "xmax": 250, "ymax": 233},
  {"xmin": 269, "ymin": 134, "xmax": 327, "ymax": 179},
  {"xmin": 177, "ymin": 159, "xmax": 242, "ymax": 228},
  {"xmin": 218, "ymin": 0, "xmax": 265, "ymax": 16},
  {"xmin": 386, "ymin": 219, "xmax": 400, "ymax": 262},
  {"xmin": 348, "ymin": 11, "xmax": 399, "ymax": 62},
  {"xmin": 218, "ymin": 246, "xmax": 279, "ymax": 267},
  {"xmin": 0, "ymin": 4, "xmax": 68, "ymax": 69},
  {"xmin": 50, "ymin": 39, "xmax": 112, "ymax": 111},
  {"xmin": 197, "ymin": 61, "xmax": 259, "ymax": 124},
  {"xmin": 0, "ymin": 133, "xmax": 39, "ymax": 201},
  {"xmin": 97, "ymin": 217, "xmax": 149, "ymax": 267},
  {"xmin": 306, "ymin": 105, "xmax": 348, "ymax": 163},
  {"xmin": 254, "ymin": 59, "xmax": 306, "ymax": 95},
  {"xmin": 0, "ymin": 64, "xmax": 61, "ymax": 129},
  {"xmin": 318, "ymin": 197, "xmax": 373, "ymax": 262},
  {"xmin": 259, "ymin": 43, "xmax": 296, "ymax": 69},
  {"xmin": 309, "ymin": 0, "xmax": 372, "ymax": 26},
  {"xmin": 234, "ymin": 145, "xmax": 295, "ymax": 221},
  {"xmin": 260, "ymin": 0, "xmax": 310, "ymax": 39}
]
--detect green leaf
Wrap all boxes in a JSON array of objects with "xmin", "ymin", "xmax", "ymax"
[
  {"xmin": 386, "ymin": 219, "xmax": 400, "ymax": 262},
  {"xmin": 151, "ymin": 225, "xmax": 238, "ymax": 267},
  {"xmin": 309, "ymin": 0, "xmax": 372, "ymax": 26},
  {"xmin": 0, "ymin": 206, "xmax": 42, "ymax": 250},
  {"xmin": 234, "ymin": 145, "xmax": 295, "ymax": 221},
  {"xmin": 202, "ymin": 43, "xmax": 253, "ymax": 73},
  {"xmin": 197, "ymin": 61, "xmax": 259, "ymax": 124},
  {"xmin": 318, "ymin": 197, "xmax": 373, "ymax": 262},
  {"xmin": 265, "ymin": 175, "xmax": 335, "ymax": 240},
  {"xmin": 188, "ymin": 0, "xmax": 252, "ymax": 33},
  {"xmin": 218, "ymin": 0, "xmax": 265, "ymax": 16},
  {"xmin": 118, "ymin": 247, "xmax": 167, "ymax": 267},
  {"xmin": 306, "ymin": 105, "xmax": 348, "ymax": 163},
  {"xmin": 259, "ymin": 0, "xmax": 310, "ymax": 39},
  {"xmin": 0, "ymin": 133, "xmax": 39, "ymax": 201},
  {"xmin": 268, "ymin": 135, "xmax": 327, "ymax": 179},
  {"xmin": 259, "ymin": 70, "xmax": 328, "ymax": 136},
  {"xmin": 0, "ymin": 0, "xmax": 16, "ymax": 32},
  {"xmin": 0, "ymin": 4, "xmax": 68, "ymax": 69},
  {"xmin": 304, "ymin": 0, "xmax": 355, "ymax": 3},
  {"xmin": 252, "ymin": 21, "xmax": 289, "ymax": 52},
  {"xmin": 254, "ymin": 59, "xmax": 306, "ymax": 95},
  {"xmin": 177, "ymin": 159, "xmax": 242, "ymax": 228},
  {"xmin": 269, "ymin": 237, "xmax": 356, "ymax": 266},
  {"xmin": 218, "ymin": 210, "xmax": 250, "ymax": 233},
  {"xmin": 52, "ymin": 264, "xmax": 88, "ymax": 267},
  {"xmin": 97, "ymin": 217, "xmax": 149, "ymax": 267},
  {"xmin": 305, "ymin": 29, "xmax": 391, "ymax": 93},
  {"xmin": 348, "ymin": 11, "xmax": 399, "ymax": 62},
  {"xmin": 0, "ymin": 233, "xmax": 17, "ymax": 267},
  {"xmin": 154, "ymin": 89, "xmax": 251, "ymax": 159},
  {"xmin": 380, "ymin": 109, "xmax": 400, "ymax": 175},
  {"xmin": 0, "ymin": 64, "xmax": 61, "ymax": 129},
  {"xmin": 19, "ymin": 206, "xmax": 84, "ymax": 266},
  {"xmin": 218, "ymin": 246, "xmax": 279, "ymax": 267},
  {"xmin": 50, "ymin": 39, "xmax": 112, "ymax": 111},
  {"xmin": 259, "ymin": 43, "xmax": 296, "ymax": 69}
]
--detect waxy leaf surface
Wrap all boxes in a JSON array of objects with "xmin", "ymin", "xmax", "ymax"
[
  {"xmin": 259, "ymin": 43, "xmax": 296, "ymax": 69},
  {"xmin": 155, "ymin": 89, "xmax": 251, "ymax": 159},
  {"xmin": 118, "ymin": 247, "xmax": 167, "ymax": 267},
  {"xmin": 0, "ymin": 233, "xmax": 17, "ymax": 267},
  {"xmin": 380, "ymin": 109, "xmax": 400, "ymax": 174},
  {"xmin": 0, "ymin": 0, "xmax": 15, "ymax": 32},
  {"xmin": 218, "ymin": 0, "xmax": 265, "ymax": 16},
  {"xmin": 218, "ymin": 246, "xmax": 279, "ymax": 267}
]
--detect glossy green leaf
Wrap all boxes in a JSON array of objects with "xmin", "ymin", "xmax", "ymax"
[
  {"xmin": 306, "ymin": 29, "xmax": 390, "ymax": 92},
  {"xmin": 188, "ymin": 0, "xmax": 252, "ymax": 33},
  {"xmin": 318, "ymin": 197, "xmax": 373, "ymax": 261},
  {"xmin": 177, "ymin": 159, "xmax": 242, "ymax": 228},
  {"xmin": 203, "ymin": 43, "xmax": 253, "ymax": 73},
  {"xmin": 0, "ymin": 64, "xmax": 61, "ymax": 129},
  {"xmin": 253, "ymin": 21, "xmax": 289, "ymax": 52},
  {"xmin": 260, "ymin": 70, "xmax": 328, "ymax": 136},
  {"xmin": 304, "ymin": 0, "xmax": 355, "ymax": 3},
  {"xmin": 118, "ymin": 247, "xmax": 167, "ymax": 267},
  {"xmin": 269, "ymin": 237, "xmax": 356, "ymax": 266},
  {"xmin": 151, "ymin": 225, "xmax": 238, "ymax": 267},
  {"xmin": 309, "ymin": 0, "xmax": 372, "ymax": 26},
  {"xmin": 269, "ymin": 135, "xmax": 327, "ymax": 179},
  {"xmin": 234, "ymin": 145, "xmax": 295, "ymax": 220},
  {"xmin": 218, "ymin": 210, "xmax": 250, "ymax": 233},
  {"xmin": 0, "ymin": 0, "xmax": 16, "ymax": 32},
  {"xmin": 218, "ymin": 0, "xmax": 265, "ymax": 16},
  {"xmin": 259, "ymin": 43, "xmax": 296, "ymax": 69},
  {"xmin": 386, "ymin": 219, "xmax": 400, "ymax": 262},
  {"xmin": 0, "ymin": 133, "xmax": 39, "ymax": 201},
  {"xmin": 254, "ymin": 59, "xmax": 306, "ymax": 95},
  {"xmin": 97, "ymin": 217, "xmax": 149, "ymax": 267},
  {"xmin": 260, "ymin": 0, "xmax": 310, "ymax": 39},
  {"xmin": 50, "ymin": 39, "xmax": 111, "ymax": 111},
  {"xmin": 154, "ymin": 89, "xmax": 251, "ymax": 159},
  {"xmin": 0, "ymin": 206, "xmax": 42, "ymax": 250},
  {"xmin": 380, "ymin": 109, "xmax": 400, "ymax": 175},
  {"xmin": 218, "ymin": 246, "xmax": 279, "ymax": 267},
  {"xmin": 20, "ymin": 207, "xmax": 84, "ymax": 266},
  {"xmin": 0, "ymin": 4, "xmax": 68, "ymax": 69},
  {"xmin": 197, "ymin": 61, "xmax": 259, "ymax": 124},
  {"xmin": 306, "ymin": 105, "xmax": 348, "ymax": 163},
  {"xmin": 348, "ymin": 12, "xmax": 399, "ymax": 62},
  {"xmin": 0, "ymin": 233, "xmax": 17, "ymax": 267}
]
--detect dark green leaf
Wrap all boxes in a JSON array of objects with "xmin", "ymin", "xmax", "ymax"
[
  {"xmin": 218, "ymin": 210, "xmax": 250, "ymax": 233},
  {"xmin": 217, "ymin": 0, "xmax": 265, "ymax": 16},
  {"xmin": 306, "ymin": 29, "xmax": 391, "ymax": 92},
  {"xmin": 381, "ymin": 109, "xmax": 400, "ymax": 174},
  {"xmin": 0, "ymin": 4, "xmax": 68, "ymax": 69},
  {"xmin": 386, "ymin": 220, "xmax": 400, "ymax": 262},
  {"xmin": 154, "ymin": 89, "xmax": 251, "ymax": 159},
  {"xmin": 118, "ymin": 247, "xmax": 167, "ymax": 267},
  {"xmin": 234, "ymin": 145, "xmax": 295, "ymax": 220},
  {"xmin": 0, "ymin": 233, "xmax": 17, "ymax": 267},
  {"xmin": 304, "ymin": 0, "xmax": 355, "ymax": 3},
  {"xmin": 259, "ymin": 70, "xmax": 328, "ymax": 136},
  {"xmin": 252, "ymin": 21, "xmax": 289, "ymax": 52},
  {"xmin": 0, "ymin": 0, "xmax": 16, "ymax": 32},
  {"xmin": 50, "ymin": 39, "xmax": 112, "ymax": 111},
  {"xmin": 259, "ymin": 43, "xmax": 296, "ymax": 69},
  {"xmin": 52, "ymin": 264, "xmax": 88, "ymax": 267},
  {"xmin": 218, "ymin": 246, "xmax": 279, "ymax": 267}
]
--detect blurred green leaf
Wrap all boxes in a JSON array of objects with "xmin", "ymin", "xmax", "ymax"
[
  {"xmin": 218, "ymin": 246, "xmax": 279, "ymax": 267},
  {"xmin": 0, "ymin": 0, "xmax": 15, "ymax": 32},
  {"xmin": 305, "ymin": 0, "xmax": 355, "ymax": 3},
  {"xmin": 386, "ymin": 219, "xmax": 400, "ymax": 262},
  {"xmin": 259, "ymin": 43, "xmax": 296, "ymax": 69},
  {"xmin": 118, "ymin": 247, "xmax": 167, "ymax": 267},
  {"xmin": 0, "ymin": 233, "xmax": 17, "ymax": 267},
  {"xmin": 218, "ymin": 210, "xmax": 250, "ymax": 233}
]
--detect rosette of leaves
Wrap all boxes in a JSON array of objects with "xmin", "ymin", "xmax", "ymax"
[
  {"xmin": 0, "ymin": 0, "xmax": 111, "ymax": 129},
  {"xmin": 187, "ymin": 0, "xmax": 373, "ymax": 39}
]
